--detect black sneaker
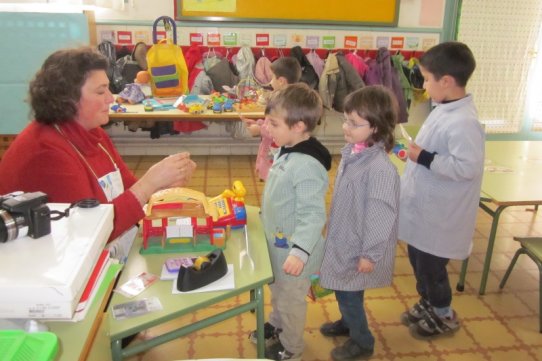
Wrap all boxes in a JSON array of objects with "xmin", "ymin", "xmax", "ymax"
[
  {"xmin": 400, "ymin": 299, "xmax": 431, "ymax": 326},
  {"xmin": 330, "ymin": 338, "xmax": 374, "ymax": 361},
  {"xmin": 409, "ymin": 308, "xmax": 460, "ymax": 338},
  {"xmin": 248, "ymin": 322, "xmax": 282, "ymax": 345},
  {"xmin": 320, "ymin": 319, "xmax": 350, "ymax": 337},
  {"xmin": 265, "ymin": 340, "xmax": 302, "ymax": 361}
]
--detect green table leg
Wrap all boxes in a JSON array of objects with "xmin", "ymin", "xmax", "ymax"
[
  {"xmin": 111, "ymin": 338, "xmax": 123, "ymax": 361},
  {"xmin": 478, "ymin": 204, "xmax": 508, "ymax": 295},
  {"xmin": 456, "ymin": 257, "xmax": 469, "ymax": 292},
  {"xmin": 254, "ymin": 286, "xmax": 265, "ymax": 358}
]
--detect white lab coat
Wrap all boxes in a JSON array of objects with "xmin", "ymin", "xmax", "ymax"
[{"xmin": 398, "ymin": 95, "xmax": 485, "ymax": 260}]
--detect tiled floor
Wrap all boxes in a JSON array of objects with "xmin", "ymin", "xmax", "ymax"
[{"xmin": 124, "ymin": 154, "xmax": 542, "ymax": 361}]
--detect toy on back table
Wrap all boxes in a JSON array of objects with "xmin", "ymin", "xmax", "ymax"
[
  {"xmin": 141, "ymin": 181, "xmax": 247, "ymax": 254},
  {"xmin": 176, "ymin": 94, "xmax": 207, "ymax": 114},
  {"xmin": 111, "ymin": 104, "xmax": 127, "ymax": 113}
]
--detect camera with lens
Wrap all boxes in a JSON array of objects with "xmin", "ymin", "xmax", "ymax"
[{"xmin": 0, "ymin": 191, "xmax": 51, "ymax": 243}]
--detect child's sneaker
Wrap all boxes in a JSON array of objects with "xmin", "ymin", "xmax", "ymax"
[
  {"xmin": 400, "ymin": 298, "xmax": 431, "ymax": 326},
  {"xmin": 320, "ymin": 319, "xmax": 350, "ymax": 337},
  {"xmin": 409, "ymin": 308, "xmax": 460, "ymax": 338},
  {"xmin": 248, "ymin": 322, "xmax": 282, "ymax": 346},
  {"xmin": 265, "ymin": 340, "xmax": 301, "ymax": 361}
]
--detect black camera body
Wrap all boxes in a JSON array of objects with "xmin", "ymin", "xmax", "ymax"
[{"xmin": 0, "ymin": 191, "xmax": 51, "ymax": 243}]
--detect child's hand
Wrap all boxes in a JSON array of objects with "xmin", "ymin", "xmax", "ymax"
[
  {"xmin": 247, "ymin": 124, "xmax": 261, "ymax": 137},
  {"xmin": 240, "ymin": 115, "xmax": 257, "ymax": 126},
  {"xmin": 357, "ymin": 257, "xmax": 374, "ymax": 273},
  {"xmin": 283, "ymin": 255, "xmax": 305, "ymax": 276},
  {"xmin": 407, "ymin": 142, "xmax": 422, "ymax": 162},
  {"xmin": 240, "ymin": 116, "xmax": 261, "ymax": 137}
]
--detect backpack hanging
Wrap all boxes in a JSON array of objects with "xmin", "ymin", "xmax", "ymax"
[
  {"xmin": 97, "ymin": 40, "xmax": 124, "ymax": 94},
  {"xmin": 116, "ymin": 42, "xmax": 148, "ymax": 84},
  {"xmin": 146, "ymin": 16, "xmax": 188, "ymax": 97}
]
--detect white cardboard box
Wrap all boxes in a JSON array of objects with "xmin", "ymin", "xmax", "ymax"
[{"xmin": 0, "ymin": 203, "xmax": 113, "ymax": 319}]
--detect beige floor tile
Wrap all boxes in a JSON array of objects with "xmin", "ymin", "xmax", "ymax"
[
  {"xmin": 464, "ymin": 319, "xmax": 518, "ymax": 348},
  {"xmin": 487, "ymin": 349, "xmax": 539, "ymax": 361},
  {"xmin": 431, "ymin": 327, "xmax": 477, "ymax": 352},
  {"xmin": 502, "ymin": 317, "xmax": 542, "ymax": 346},
  {"xmin": 453, "ymin": 294, "xmax": 494, "ymax": 319},
  {"xmin": 378, "ymin": 324, "xmax": 433, "ymax": 355},
  {"xmin": 368, "ymin": 298, "xmax": 405, "ymax": 324}
]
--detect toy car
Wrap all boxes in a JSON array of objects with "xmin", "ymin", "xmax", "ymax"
[
  {"xmin": 223, "ymin": 100, "xmax": 234, "ymax": 112},
  {"xmin": 212, "ymin": 103, "xmax": 223, "ymax": 113},
  {"xmin": 188, "ymin": 103, "xmax": 205, "ymax": 114},
  {"xmin": 110, "ymin": 104, "xmax": 127, "ymax": 113}
]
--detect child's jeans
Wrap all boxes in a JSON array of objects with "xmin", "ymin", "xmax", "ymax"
[
  {"xmin": 407, "ymin": 244, "xmax": 452, "ymax": 308},
  {"xmin": 335, "ymin": 290, "xmax": 375, "ymax": 350}
]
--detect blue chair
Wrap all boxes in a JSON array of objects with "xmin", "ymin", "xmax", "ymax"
[{"xmin": 499, "ymin": 236, "xmax": 542, "ymax": 332}]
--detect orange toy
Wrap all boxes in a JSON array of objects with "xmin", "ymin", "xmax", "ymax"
[{"xmin": 136, "ymin": 70, "xmax": 151, "ymax": 84}]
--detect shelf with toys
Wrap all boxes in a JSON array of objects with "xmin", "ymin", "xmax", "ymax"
[{"xmin": 108, "ymin": 93, "xmax": 264, "ymax": 121}]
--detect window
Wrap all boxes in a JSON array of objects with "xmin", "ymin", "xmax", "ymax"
[{"xmin": 457, "ymin": 0, "xmax": 542, "ymax": 133}]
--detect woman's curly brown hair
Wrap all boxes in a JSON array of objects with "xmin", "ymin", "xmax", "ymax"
[{"xmin": 29, "ymin": 46, "xmax": 108, "ymax": 125}]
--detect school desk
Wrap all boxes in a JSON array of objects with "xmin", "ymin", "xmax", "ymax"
[
  {"xmin": 107, "ymin": 205, "xmax": 273, "ymax": 360},
  {"xmin": 456, "ymin": 141, "xmax": 542, "ymax": 295}
]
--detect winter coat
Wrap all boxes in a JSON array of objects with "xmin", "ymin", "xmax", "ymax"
[{"xmin": 319, "ymin": 52, "xmax": 365, "ymax": 112}]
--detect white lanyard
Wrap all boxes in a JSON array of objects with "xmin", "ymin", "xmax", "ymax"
[{"xmin": 54, "ymin": 125, "xmax": 124, "ymax": 201}]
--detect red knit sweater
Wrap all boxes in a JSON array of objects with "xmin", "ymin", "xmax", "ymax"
[{"xmin": 0, "ymin": 121, "xmax": 144, "ymax": 241}]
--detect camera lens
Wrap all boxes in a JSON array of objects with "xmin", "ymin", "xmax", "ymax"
[{"xmin": 0, "ymin": 209, "xmax": 27, "ymax": 243}]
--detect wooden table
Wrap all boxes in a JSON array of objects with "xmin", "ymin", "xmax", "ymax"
[
  {"xmin": 107, "ymin": 206, "xmax": 273, "ymax": 360},
  {"xmin": 456, "ymin": 141, "xmax": 542, "ymax": 294}
]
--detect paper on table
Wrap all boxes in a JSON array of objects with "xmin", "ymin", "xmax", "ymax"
[
  {"xmin": 171, "ymin": 264, "xmax": 235, "ymax": 294},
  {"xmin": 399, "ymin": 124, "xmax": 412, "ymax": 143}
]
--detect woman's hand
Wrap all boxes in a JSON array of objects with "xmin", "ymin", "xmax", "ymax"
[
  {"xmin": 283, "ymin": 254, "xmax": 304, "ymax": 276},
  {"xmin": 130, "ymin": 152, "xmax": 196, "ymax": 205}
]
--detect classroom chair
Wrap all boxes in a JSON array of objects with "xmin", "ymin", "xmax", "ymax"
[{"xmin": 499, "ymin": 236, "xmax": 542, "ymax": 332}]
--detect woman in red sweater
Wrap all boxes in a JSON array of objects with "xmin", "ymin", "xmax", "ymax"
[{"xmin": 0, "ymin": 47, "xmax": 196, "ymax": 254}]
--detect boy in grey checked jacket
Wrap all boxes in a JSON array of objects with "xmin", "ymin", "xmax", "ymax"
[
  {"xmin": 319, "ymin": 86, "xmax": 400, "ymax": 361},
  {"xmin": 249, "ymin": 83, "xmax": 331, "ymax": 361}
]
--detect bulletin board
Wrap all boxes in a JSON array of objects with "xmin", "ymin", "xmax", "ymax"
[{"xmin": 174, "ymin": 0, "xmax": 399, "ymax": 26}]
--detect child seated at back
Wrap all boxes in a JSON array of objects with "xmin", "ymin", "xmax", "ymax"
[{"xmin": 241, "ymin": 57, "xmax": 302, "ymax": 181}]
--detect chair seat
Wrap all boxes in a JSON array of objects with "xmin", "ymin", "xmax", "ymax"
[
  {"xmin": 507, "ymin": 236, "xmax": 542, "ymax": 333},
  {"xmin": 514, "ymin": 237, "xmax": 542, "ymax": 260}
]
